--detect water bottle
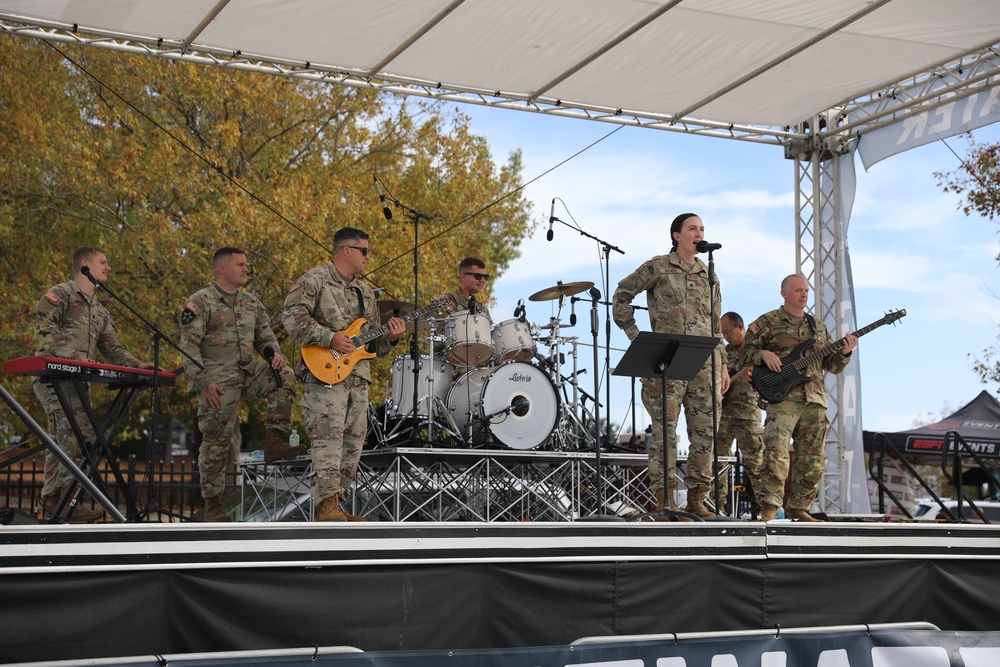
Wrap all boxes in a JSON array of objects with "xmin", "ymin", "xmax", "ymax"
[
  {"xmin": 776, "ymin": 506, "xmax": 785, "ymax": 520},
  {"xmin": 250, "ymin": 449, "xmax": 264, "ymax": 461},
  {"xmin": 289, "ymin": 430, "xmax": 300, "ymax": 448}
]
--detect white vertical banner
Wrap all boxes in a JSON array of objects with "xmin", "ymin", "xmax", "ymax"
[{"xmin": 820, "ymin": 148, "xmax": 872, "ymax": 514}]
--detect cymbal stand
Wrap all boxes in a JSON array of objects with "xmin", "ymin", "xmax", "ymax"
[{"xmin": 423, "ymin": 318, "xmax": 461, "ymax": 443}]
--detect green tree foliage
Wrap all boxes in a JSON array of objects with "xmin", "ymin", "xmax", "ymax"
[
  {"xmin": 0, "ymin": 35, "xmax": 533, "ymax": 447},
  {"xmin": 936, "ymin": 136, "xmax": 1000, "ymax": 386}
]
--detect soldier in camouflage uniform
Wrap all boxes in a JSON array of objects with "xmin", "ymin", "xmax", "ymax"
[
  {"xmin": 439, "ymin": 257, "xmax": 492, "ymax": 321},
  {"xmin": 179, "ymin": 247, "xmax": 304, "ymax": 522},
  {"xmin": 739, "ymin": 274, "xmax": 857, "ymax": 522},
  {"xmin": 718, "ymin": 311, "xmax": 764, "ymax": 512},
  {"xmin": 613, "ymin": 213, "xmax": 730, "ymax": 518},
  {"xmin": 283, "ymin": 228, "xmax": 405, "ymax": 521},
  {"xmin": 33, "ymin": 246, "xmax": 159, "ymax": 522}
]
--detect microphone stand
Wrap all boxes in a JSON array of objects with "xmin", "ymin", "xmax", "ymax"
[
  {"xmin": 550, "ymin": 216, "xmax": 624, "ymax": 449},
  {"xmin": 705, "ymin": 249, "xmax": 722, "ymax": 515},
  {"xmin": 378, "ymin": 189, "xmax": 434, "ymax": 446},
  {"xmin": 578, "ymin": 287, "xmax": 622, "ymax": 522},
  {"xmin": 82, "ymin": 269, "xmax": 205, "ymax": 522}
]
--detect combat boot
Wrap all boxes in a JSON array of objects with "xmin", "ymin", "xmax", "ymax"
[
  {"xmin": 264, "ymin": 429, "xmax": 307, "ymax": 463},
  {"xmin": 787, "ymin": 508, "xmax": 824, "ymax": 522},
  {"xmin": 684, "ymin": 485, "xmax": 717, "ymax": 518},
  {"xmin": 338, "ymin": 494, "xmax": 367, "ymax": 522},
  {"xmin": 316, "ymin": 494, "xmax": 350, "ymax": 522},
  {"xmin": 652, "ymin": 481, "xmax": 692, "ymax": 522},
  {"xmin": 759, "ymin": 503, "xmax": 778, "ymax": 521},
  {"xmin": 41, "ymin": 489, "xmax": 103, "ymax": 522},
  {"xmin": 204, "ymin": 497, "xmax": 232, "ymax": 522}
]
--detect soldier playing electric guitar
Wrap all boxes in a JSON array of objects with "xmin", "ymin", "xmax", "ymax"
[{"xmin": 282, "ymin": 227, "xmax": 405, "ymax": 522}]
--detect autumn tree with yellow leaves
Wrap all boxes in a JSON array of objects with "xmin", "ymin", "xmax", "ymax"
[{"xmin": 0, "ymin": 34, "xmax": 533, "ymax": 450}]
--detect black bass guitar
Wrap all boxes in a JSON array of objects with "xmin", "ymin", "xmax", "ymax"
[{"xmin": 751, "ymin": 309, "xmax": 905, "ymax": 403}]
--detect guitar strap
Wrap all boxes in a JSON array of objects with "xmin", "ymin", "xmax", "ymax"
[
  {"xmin": 805, "ymin": 312, "xmax": 818, "ymax": 334},
  {"xmin": 351, "ymin": 286, "xmax": 366, "ymax": 319}
]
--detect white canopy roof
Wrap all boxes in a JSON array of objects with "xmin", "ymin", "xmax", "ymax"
[{"xmin": 2, "ymin": 0, "xmax": 999, "ymax": 144}]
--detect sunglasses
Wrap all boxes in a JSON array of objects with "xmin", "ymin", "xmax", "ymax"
[
  {"xmin": 464, "ymin": 272, "xmax": 489, "ymax": 281},
  {"xmin": 345, "ymin": 245, "xmax": 370, "ymax": 257}
]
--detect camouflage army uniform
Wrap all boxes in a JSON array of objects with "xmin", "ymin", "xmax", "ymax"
[
  {"xmin": 33, "ymin": 281, "xmax": 141, "ymax": 496},
  {"xmin": 282, "ymin": 261, "xmax": 397, "ymax": 504},
  {"xmin": 179, "ymin": 283, "xmax": 295, "ymax": 499},
  {"xmin": 740, "ymin": 307, "xmax": 850, "ymax": 510},
  {"xmin": 718, "ymin": 339, "xmax": 764, "ymax": 501},
  {"xmin": 613, "ymin": 252, "xmax": 725, "ymax": 494}
]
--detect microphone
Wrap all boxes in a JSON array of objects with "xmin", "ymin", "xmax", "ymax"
[
  {"xmin": 547, "ymin": 198, "xmax": 556, "ymax": 241},
  {"xmin": 373, "ymin": 176, "xmax": 392, "ymax": 220},
  {"xmin": 468, "ymin": 295, "xmax": 476, "ymax": 313},
  {"xmin": 570, "ymin": 298, "xmax": 577, "ymax": 326},
  {"xmin": 696, "ymin": 241, "xmax": 722, "ymax": 253},
  {"xmin": 262, "ymin": 346, "xmax": 283, "ymax": 388},
  {"xmin": 80, "ymin": 265, "xmax": 101, "ymax": 287},
  {"xmin": 514, "ymin": 299, "xmax": 525, "ymax": 320}
]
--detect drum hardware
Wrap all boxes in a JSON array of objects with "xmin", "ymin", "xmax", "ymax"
[{"xmin": 382, "ymin": 317, "xmax": 463, "ymax": 446}]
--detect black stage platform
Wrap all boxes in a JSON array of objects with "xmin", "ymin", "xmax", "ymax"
[{"xmin": 2, "ymin": 520, "xmax": 999, "ymax": 663}]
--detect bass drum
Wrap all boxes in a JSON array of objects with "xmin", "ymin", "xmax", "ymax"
[{"xmin": 447, "ymin": 361, "xmax": 558, "ymax": 450}]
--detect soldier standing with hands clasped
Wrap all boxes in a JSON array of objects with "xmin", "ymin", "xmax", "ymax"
[{"xmin": 179, "ymin": 247, "xmax": 304, "ymax": 522}]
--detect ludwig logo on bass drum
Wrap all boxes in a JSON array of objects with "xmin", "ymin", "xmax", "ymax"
[{"xmin": 509, "ymin": 372, "xmax": 532, "ymax": 382}]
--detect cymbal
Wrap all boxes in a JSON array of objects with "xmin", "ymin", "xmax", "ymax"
[
  {"xmin": 378, "ymin": 300, "xmax": 415, "ymax": 317},
  {"xmin": 528, "ymin": 280, "xmax": 594, "ymax": 302}
]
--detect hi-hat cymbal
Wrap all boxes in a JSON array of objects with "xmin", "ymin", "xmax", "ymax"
[{"xmin": 528, "ymin": 280, "xmax": 595, "ymax": 302}]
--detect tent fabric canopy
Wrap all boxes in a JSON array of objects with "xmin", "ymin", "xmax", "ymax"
[
  {"xmin": 1, "ymin": 0, "xmax": 999, "ymax": 141},
  {"xmin": 864, "ymin": 390, "xmax": 1000, "ymax": 461}
]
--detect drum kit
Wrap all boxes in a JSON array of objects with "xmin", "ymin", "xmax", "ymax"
[{"xmin": 377, "ymin": 280, "xmax": 602, "ymax": 451}]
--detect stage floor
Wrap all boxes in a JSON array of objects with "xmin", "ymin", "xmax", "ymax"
[{"xmin": 2, "ymin": 519, "xmax": 999, "ymax": 663}]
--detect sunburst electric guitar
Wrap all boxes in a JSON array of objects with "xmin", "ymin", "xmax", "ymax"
[
  {"xmin": 750, "ymin": 308, "xmax": 906, "ymax": 404},
  {"xmin": 301, "ymin": 296, "xmax": 453, "ymax": 385}
]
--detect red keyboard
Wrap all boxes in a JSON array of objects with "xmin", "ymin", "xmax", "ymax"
[{"xmin": 3, "ymin": 356, "xmax": 175, "ymax": 387}]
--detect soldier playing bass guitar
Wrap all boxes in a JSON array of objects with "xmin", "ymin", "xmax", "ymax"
[{"xmin": 739, "ymin": 274, "xmax": 857, "ymax": 523}]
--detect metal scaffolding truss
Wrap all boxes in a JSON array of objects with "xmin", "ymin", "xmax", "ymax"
[
  {"xmin": 1, "ymin": 14, "xmax": 996, "ymax": 147},
  {"xmin": 239, "ymin": 448, "xmax": 738, "ymax": 522}
]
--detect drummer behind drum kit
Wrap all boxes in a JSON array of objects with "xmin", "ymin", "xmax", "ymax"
[{"xmin": 378, "ymin": 280, "xmax": 602, "ymax": 451}]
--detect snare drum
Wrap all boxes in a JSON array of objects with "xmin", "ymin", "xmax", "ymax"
[
  {"xmin": 442, "ymin": 310, "xmax": 494, "ymax": 366},
  {"xmin": 491, "ymin": 318, "xmax": 536, "ymax": 363},
  {"xmin": 386, "ymin": 355, "xmax": 455, "ymax": 419},
  {"xmin": 447, "ymin": 361, "xmax": 559, "ymax": 450}
]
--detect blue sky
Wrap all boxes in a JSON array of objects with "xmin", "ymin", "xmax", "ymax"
[{"xmin": 451, "ymin": 104, "xmax": 1000, "ymax": 439}]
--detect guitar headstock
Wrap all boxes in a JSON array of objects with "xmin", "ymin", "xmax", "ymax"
[
  {"xmin": 430, "ymin": 296, "xmax": 455, "ymax": 314},
  {"xmin": 880, "ymin": 308, "xmax": 906, "ymax": 326}
]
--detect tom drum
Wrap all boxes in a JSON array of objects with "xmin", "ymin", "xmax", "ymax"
[{"xmin": 442, "ymin": 310, "xmax": 494, "ymax": 366}]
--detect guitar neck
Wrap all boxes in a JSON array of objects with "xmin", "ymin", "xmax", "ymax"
[
  {"xmin": 789, "ymin": 319, "xmax": 884, "ymax": 371},
  {"xmin": 355, "ymin": 302, "xmax": 438, "ymax": 346}
]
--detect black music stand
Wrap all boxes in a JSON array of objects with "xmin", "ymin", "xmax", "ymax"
[{"xmin": 613, "ymin": 331, "xmax": 717, "ymax": 521}]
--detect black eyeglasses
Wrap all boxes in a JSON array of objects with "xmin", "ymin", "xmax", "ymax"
[
  {"xmin": 344, "ymin": 245, "xmax": 370, "ymax": 256},
  {"xmin": 464, "ymin": 272, "xmax": 489, "ymax": 281}
]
